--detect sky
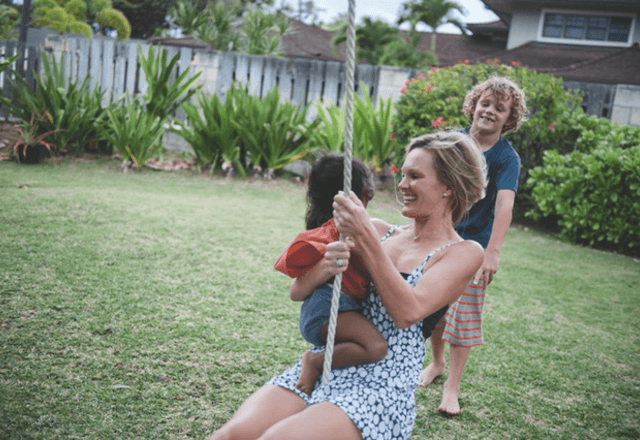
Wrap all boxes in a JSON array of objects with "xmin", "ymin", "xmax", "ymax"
[{"xmin": 311, "ymin": 0, "xmax": 499, "ymax": 33}]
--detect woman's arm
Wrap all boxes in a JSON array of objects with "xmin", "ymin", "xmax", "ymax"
[
  {"xmin": 289, "ymin": 241, "xmax": 351, "ymax": 301},
  {"xmin": 333, "ymin": 192, "xmax": 484, "ymax": 328}
]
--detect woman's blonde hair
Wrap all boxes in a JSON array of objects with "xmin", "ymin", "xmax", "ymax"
[
  {"xmin": 462, "ymin": 76, "xmax": 529, "ymax": 133},
  {"xmin": 406, "ymin": 131, "xmax": 487, "ymax": 225}
]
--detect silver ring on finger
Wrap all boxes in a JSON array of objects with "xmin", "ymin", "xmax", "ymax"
[{"xmin": 335, "ymin": 258, "xmax": 344, "ymax": 268}]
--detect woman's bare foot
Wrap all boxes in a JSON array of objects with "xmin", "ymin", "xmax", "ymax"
[
  {"xmin": 419, "ymin": 362, "xmax": 445, "ymax": 387},
  {"xmin": 296, "ymin": 351, "xmax": 323, "ymax": 395},
  {"xmin": 437, "ymin": 380, "xmax": 461, "ymax": 416}
]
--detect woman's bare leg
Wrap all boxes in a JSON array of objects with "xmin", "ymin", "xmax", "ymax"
[
  {"xmin": 260, "ymin": 401, "xmax": 362, "ymax": 440},
  {"xmin": 209, "ymin": 385, "xmax": 305, "ymax": 440},
  {"xmin": 296, "ymin": 312, "xmax": 387, "ymax": 394}
]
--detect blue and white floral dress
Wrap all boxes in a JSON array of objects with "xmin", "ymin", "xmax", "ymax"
[{"xmin": 267, "ymin": 227, "xmax": 459, "ymax": 440}]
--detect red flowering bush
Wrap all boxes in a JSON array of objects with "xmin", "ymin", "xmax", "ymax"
[{"xmin": 392, "ymin": 62, "xmax": 585, "ymax": 218}]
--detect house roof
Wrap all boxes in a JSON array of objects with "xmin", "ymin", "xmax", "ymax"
[
  {"xmin": 148, "ymin": 18, "xmax": 640, "ymax": 86},
  {"xmin": 283, "ymin": 19, "xmax": 345, "ymax": 62},
  {"xmin": 469, "ymin": 41, "xmax": 640, "ymax": 85}
]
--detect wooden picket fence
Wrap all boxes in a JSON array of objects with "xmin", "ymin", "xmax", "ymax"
[{"xmin": 0, "ymin": 36, "xmax": 381, "ymax": 121}]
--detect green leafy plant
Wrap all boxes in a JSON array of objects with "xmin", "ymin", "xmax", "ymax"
[
  {"xmin": 100, "ymin": 98, "xmax": 166, "ymax": 170},
  {"xmin": 232, "ymin": 86, "xmax": 319, "ymax": 177},
  {"xmin": 168, "ymin": 0, "xmax": 209, "ymax": 36},
  {"xmin": 314, "ymin": 85, "xmax": 398, "ymax": 172},
  {"xmin": 5, "ymin": 50, "xmax": 109, "ymax": 156},
  {"xmin": 174, "ymin": 86, "xmax": 244, "ymax": 175},
  {"xmin": 353, "ymin": 85, "xmax": 397, "ymax": 171},
  {"xmin": 138, "ymin": 44, "xmax": 202, "ymax": 121},
  {"xmin": 32, "ymin": 0, "xmax": 131, "ymax": 40},
  {"xmin": 2, "ymin": 112, "xmax": 66, "ymax": 164},
  {"xmin": 240, "ymin": 7, "xmax": 291, "ymax": 56},
  {"xmin": 527, "ymin": 146, "xmax": 640, "ymax": 256},
  {"xmin": 0, "ymin": 5, "xmax": 20, "ymax": 40},
  {"xmin": 314, "ymin": 100, "xmax": 349, "ymax": 153}
]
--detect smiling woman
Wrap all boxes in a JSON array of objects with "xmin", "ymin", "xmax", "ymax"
[{"xmin": 209, "ymin": 130, "xmax": 487, "ymax": 440}]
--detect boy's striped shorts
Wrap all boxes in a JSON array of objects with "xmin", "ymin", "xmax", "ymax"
[{"xmin": 436, "ymin": 281, "xmax": 486, "ymax": 347}]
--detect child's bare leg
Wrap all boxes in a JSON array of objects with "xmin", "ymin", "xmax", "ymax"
[
  {"xmin": 296, "ymin": 312, "xmax": 387, "ymax": 394},
  {"xmin": 438, "ymin": 344, "xmax": 469, "ymax": 416},
  {"xmin": 420, "ymin": 325, "xmax": 446, "ymax": 387},
  {"xmin": 296, "ymin": 351, "xmax": 324, "ymax": 395}
]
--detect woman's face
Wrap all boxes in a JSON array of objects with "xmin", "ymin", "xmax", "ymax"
[
  {"xmin": 398, "ymin": 148, "xmax": 449, "ymax": 220},
  {"xmin": 471, "ymin": 90, "xmax": 513, "ymax": 136}
]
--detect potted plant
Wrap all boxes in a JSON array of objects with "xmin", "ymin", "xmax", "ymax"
[{"xmin": 3, "ymin": 113, "xmax": 65, "ymax": 164}]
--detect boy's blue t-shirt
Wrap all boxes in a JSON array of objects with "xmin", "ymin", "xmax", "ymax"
[{"xmin": 455, "ymin": 127, "xmax": 521, "ymax": 248}]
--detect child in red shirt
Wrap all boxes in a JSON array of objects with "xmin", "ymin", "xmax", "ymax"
[{"xmin": 275, "ymin": 155, "xmax": 387, "ymax": 394}]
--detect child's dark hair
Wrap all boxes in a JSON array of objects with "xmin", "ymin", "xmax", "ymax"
[{"xmin": 305, "ymin": 155, "xmax": 374, "ymax": 230}]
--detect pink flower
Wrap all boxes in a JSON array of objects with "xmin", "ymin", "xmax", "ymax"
[
  {"xmin": 429, "ymin": 67, "xmax": 438, "ymax": 73},
  {"xmin": 511, "ymin": 61, "xmax": 521, "ymax": 67},
  {"xmin": 432, "ymin": 116, "xmax": 448, "ymax": 129},
  {"xmin": 390, "ymin": 164, "xmax": 399, "ymax": 174},
  {"xmin": 400, "ymin": 87, "xmax": 407, "ymax": 95},
  {"xmin": 423, "ymin": 84, "xmax": 434, "ymax": 92},
  {"xmin": 390, "ymin": 133, "xmax": 396, "ymax": 141},
  {"xmin": 548, "ymin": 123, "xmax": 557, "ymax": 132}
]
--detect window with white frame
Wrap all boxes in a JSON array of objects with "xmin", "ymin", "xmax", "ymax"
[{"xmin": 540, "ymin": 10, "xmax": 635, "ymax": 46}]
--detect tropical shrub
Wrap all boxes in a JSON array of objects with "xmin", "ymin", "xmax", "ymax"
[
  {"xmin": 353, "ymin": 88, "xmax": 398, "ymax": 172},
  {"xmin": 527, "ymin": 146, "xmax": 640, "ymax": 256},
  {"xmin": 174, "ymin": 85, "xmax": 243, "ymax": 175},
  {"xmin": 5, "ymin": 51, "xmax": 108, "ymax": 156},
  {"xmin": 314, "ymin": 84, "xmax": 399, "ymax": 173},
  {"xmin": 32, "ymin": 0, "xmax": 131, "ymax": 40},
  {"xmin": 138, "ymin": 44, "xmax": 202, "ymax": 121},
  {"xmin": 175, "ymin": 84, "xmax": 319, "ymax": 177},
  {"xmin": 99, "ymin": 98, "xmax": 165, "ymax": 169},
  {"xmin": 232, "ymin": 86, "xmax": 319, "ymax": 177}
]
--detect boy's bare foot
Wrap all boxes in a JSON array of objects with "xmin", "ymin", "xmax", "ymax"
[
  {"xmin": 437, "ymin": 380, "xmax": 461, "ymax": 416},
  {"xmin": 296, "ymin": 351, "xmax": 323, "ymax": 395},
  {"xmin": 419, "ymin": 362, "xmax": 444, "ymax": 387}
]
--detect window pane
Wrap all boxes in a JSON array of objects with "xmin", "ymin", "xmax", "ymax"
[
  {"xmin": 586, "ymin": 28, "xmax": 606, "ymax": 40},
  {"xmin": 587, "ymin": 16, "xmax": 608, "ymax": 28},
  {"xmin": 565, "ymin": 15, "xmax": 585, "ymax": 27},
  {"xmin": 545, "ymin": 14, "xmax": 564, "ymax": 26},
  {"xmin": 608, "ymin": 17, "xmax": 632, "ymax": 42},
  {"xmin": 543, "ymin": 25, "xmax": 562, "ymax": 37},
  {"xmin": 565, "ymin": 27, "xmax": 585, "ymax": 38}
]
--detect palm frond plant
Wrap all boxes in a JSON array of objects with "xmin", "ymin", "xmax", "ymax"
[
  {"xmin": 233, "ymin": 86, "xmax": 319, "ymax": 178},
  {"xmin": 3, "ymin": 112, "xmax": 66, "ymax": 164},
  {"xmin": 99, "ymin": 97, "xmax": 165, "ymax": 170},
  {"xmin": 138, "ymin": 43, "xmax": 202, "ymax": 121},
  {"xmin": 174, "ymin": 86, "xmax": 245, "ymax": 176},
  {"xmin": 314, "ymin": 100, "xmax": 346, "ymax": 153},
  {"xmin": 353, "ymin": 85, "xmax": 397, "ymax": 172},
  {"xmin": 5, "ymin": 50, "xmax": 108, "ymax": 156}
]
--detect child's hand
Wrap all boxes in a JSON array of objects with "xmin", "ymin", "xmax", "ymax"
[{"xmin": 289, "ymin": 241, "xmax": 350, "ymax": 302}]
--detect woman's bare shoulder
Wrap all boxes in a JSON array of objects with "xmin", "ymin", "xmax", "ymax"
[
  {"xmin": 452, "ymin": 239, "xmax": 485, "ymax": 263},
  {"xmin": 370, "ymin": 218, "xmax": 393, "ymax": 237}
]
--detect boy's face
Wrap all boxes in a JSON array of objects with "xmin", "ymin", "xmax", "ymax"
[{"xmin": 472, "ymin": 90, "xmax": 513, "ymax": 135}]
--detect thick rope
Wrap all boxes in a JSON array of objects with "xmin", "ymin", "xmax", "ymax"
[{"xmin": 322, "ymin": 0, "xmax": 356, "ymax": 385}]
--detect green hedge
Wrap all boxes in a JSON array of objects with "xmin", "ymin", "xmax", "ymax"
[
  {"xmin": 392, "ymin": 62, "xmax": 584, "ymax": 219},
  {"xmin": 527, "ymin": 146, "xmax": 640, "ymax": 256}
]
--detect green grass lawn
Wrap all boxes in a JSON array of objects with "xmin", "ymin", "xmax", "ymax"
[{"xmin": 1, "ymin": 157, "xmax": 638, "ymax": 439}]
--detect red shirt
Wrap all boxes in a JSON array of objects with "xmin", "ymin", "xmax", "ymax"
[{"xmin": 274, "ymin": 218, "xmax": 370, "ymax": 299}]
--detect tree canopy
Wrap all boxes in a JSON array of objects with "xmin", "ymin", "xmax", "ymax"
[
  {"xmin": 32, "ymin": 0, "xmax": 131, "ymax": 40},
  {"xmin": 397, "ymin": 0, "xmax": 467, "ymax": 53}
]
